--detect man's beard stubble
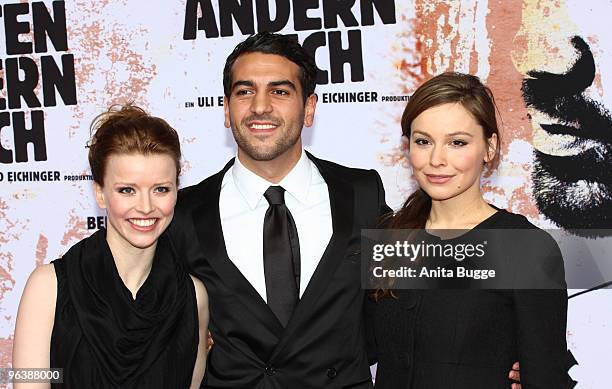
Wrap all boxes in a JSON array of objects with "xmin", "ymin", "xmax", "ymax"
[{"xmin": 231, "ymin": 113, "xmax": 304, "ymax": 161}]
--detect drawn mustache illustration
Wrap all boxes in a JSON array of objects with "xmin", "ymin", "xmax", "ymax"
[{"xmin": 522, "ymin": 36, "xmax": 612, "ymax": 236}]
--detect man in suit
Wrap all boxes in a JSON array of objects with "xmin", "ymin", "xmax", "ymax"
[{"xmin": 168, "ymin": 32, "xmax": 389, "ymax": 388}]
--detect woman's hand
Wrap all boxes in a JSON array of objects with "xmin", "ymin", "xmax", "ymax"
[{"xmin": 509, "ymin": 361, "xmax": 521, "ymax": 389}]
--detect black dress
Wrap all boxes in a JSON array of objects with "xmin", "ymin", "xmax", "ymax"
[
  {"xmin": 50, "ymin": 229, "xmax": 198, "ymax": 388},
  {"xmin": 367, "ymin": 209, "xmax": 568, "ymax": 389}
]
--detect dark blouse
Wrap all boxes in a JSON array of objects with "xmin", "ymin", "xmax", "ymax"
[
  {"xmin": 50, "ymin": 229, "xmax": 198, "ymax": 388},
  {"xmin": 367, "ymin": 209, "xmax": 568, "ymax": 389}
]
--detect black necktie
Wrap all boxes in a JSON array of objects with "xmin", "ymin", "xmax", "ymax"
[{"xmin": 263, "ymin": 186, "xmax": 300, "ymax": 326}]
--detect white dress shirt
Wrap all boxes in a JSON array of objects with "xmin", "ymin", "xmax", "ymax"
[{"xmin": 219, "ymin": 150, "xmax": 333, "ymax": 302}]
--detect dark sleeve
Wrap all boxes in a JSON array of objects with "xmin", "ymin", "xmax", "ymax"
[
  {"xmin": 371, "ymin": 169, "xmax": 393, "ymax": 219},
  {"xmin": 166, "ymin": 191, "xmax": 200, "ymax": 273},
  {"xmin": 364, "ymin": 294, "xmax": 378, "ymax": 365},
  {"xmin": 166, "ymin": 195, "xmax": 186, "ymax": 256},
  {"xmin": 365, "ymin": 169, "xmax": 391, "ymax": 365},
  {"xmin": 513, "ymin": 234, "xmax": 568, "ymax": 388}
]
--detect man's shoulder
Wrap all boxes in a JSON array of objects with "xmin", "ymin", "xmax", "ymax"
[
  {"xmin": 176, "ymin": 159, "xmax": 234, "ymax": 209},
  {"xmin": 310, "ymin": 153, "xmax": 389, "ymax": 219},
  {"xmin": 178, "ymin": 176, "xmax": 215, "ymax": 200},
  {"xmin": 178, "ymin": 175, "xmax": 215, "ymax": 204},
  {"xmin": 309, "ymin": 154, "xmax": 380, "ymax": 182}
]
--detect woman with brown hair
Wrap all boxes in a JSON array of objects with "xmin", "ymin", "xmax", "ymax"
[
  {"xmin": 367, "ymin": 72, "xmax": 567, "ymax": 388},
  {"xmin": 13, "ymin": 105, "xmax": 209, "ymax": 388}
]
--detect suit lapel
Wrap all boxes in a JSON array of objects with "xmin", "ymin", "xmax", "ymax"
[
  {"xmin": 192, "ymin": 159, "xmax": 284, "ymax": 337},
  {"xmin": 270, "ymin": 152, "xmax": 355, "ymax": 361}
]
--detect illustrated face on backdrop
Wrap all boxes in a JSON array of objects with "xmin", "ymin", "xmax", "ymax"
[
  {"xmin": 409, "ymin": 103, "xmax": 496, "ymax": 203},
  {"xmin": 224, "ymin": 52, "xmax": 316, "ymax": 164},
  {"xmin": 514, "ymin": 0, "xmax": 612, "ymax": 232},
  {"xmin": 94, "ymin": 153, "xmax": 178, "ymax": 251}
]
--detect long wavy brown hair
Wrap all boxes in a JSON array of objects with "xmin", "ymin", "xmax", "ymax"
[{"xmin": 372, "ymin": 72, "xmax": 502, "ymax": 301}]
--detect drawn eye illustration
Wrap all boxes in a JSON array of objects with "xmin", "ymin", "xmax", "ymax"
[{"xmin": 522, "ymin": 36, "xmax": 612, "ymax": 236}]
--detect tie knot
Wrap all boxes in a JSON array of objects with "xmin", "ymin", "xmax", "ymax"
[{"xmin": 264, "ymin": 186, "xmax": 286, "ymax": 205}]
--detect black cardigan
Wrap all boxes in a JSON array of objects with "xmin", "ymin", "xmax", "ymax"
[{"xmin": 366, "ymin": 209, "xmax": 568, "ymax": 389}]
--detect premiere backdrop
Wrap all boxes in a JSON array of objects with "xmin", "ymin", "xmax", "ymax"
[{"xmin": 0, "ymin": 0, "xmax": 610, "ymax": 386}]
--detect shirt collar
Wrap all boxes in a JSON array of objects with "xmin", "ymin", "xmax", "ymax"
[{"xmin": 232, "ymin": 149, "xmax": 312, "ymax": 209}]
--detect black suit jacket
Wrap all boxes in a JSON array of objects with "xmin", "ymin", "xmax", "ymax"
[{"xmin": 168, "ymin": 152, "xmax": 390, "ymax": 389}]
